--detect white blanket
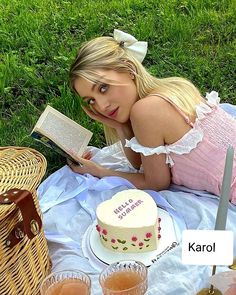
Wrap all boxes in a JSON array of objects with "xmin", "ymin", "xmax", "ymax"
[{"xmin": 38, "ymin": 103, "xmax": 236, "ymax": 295}]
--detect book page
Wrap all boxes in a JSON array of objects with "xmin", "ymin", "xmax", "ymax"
[{"xmin": 37, "ymin": 109, "xmax": 92, "ymax": 157}]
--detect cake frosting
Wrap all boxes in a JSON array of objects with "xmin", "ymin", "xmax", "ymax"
[{"xmin": 96, "ymin": 189, "xmax": 161, "ymax": 253}]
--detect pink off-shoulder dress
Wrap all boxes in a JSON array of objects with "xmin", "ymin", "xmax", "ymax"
[{"xmin": 125, "ymin": 91, "xmax": 236, "ymax": 204}]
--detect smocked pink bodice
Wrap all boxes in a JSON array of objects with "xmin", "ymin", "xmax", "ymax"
[{"xmin": 125, "ymin": 92, "xmax": 236, "ymax": 204}]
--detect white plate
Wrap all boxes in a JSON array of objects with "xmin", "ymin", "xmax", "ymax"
[{"xmin": 82, "ymin": 208, "xmax": 179, "ymax": 268}]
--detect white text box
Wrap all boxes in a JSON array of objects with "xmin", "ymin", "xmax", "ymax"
[{"xmin": 182, "ymin": 230, "xmax": 233, "ymax": 265}]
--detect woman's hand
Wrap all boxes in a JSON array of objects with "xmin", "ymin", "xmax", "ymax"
[
  {"xmin": 82, "ymin": 104, "xmax": 135, "ymax": 141},
  {"xmin": 67, "ymin": 156, "xmax": 105, "ymax": 178},
  {"xmin": 81, "ymin": 150, "xmax": 93, "ymax": 160},
  {"xmin": 67, "ymin": 149, "xmax": 104, "ymax": 177},
  {"xmin": 82, "ymin": 105, "xmax": 125, "ymax": 130}
]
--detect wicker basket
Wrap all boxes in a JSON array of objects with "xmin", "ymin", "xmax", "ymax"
[{"xmin": 0, "ymin": 147, "xmax": 51, "ymax": 295}]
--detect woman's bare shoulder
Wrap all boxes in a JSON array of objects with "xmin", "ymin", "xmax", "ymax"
[
  {"xmin": 130, "ymin": 95, "xmax": 176, "ymax": 126},
  {"xmin": 129, "ymin": 96, "xmax": 173, "ymax": 145},
  {"xmin": 130, "ymin": 95, "xmax": 191, "ymax": 145}
]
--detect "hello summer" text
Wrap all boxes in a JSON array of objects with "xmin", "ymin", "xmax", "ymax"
[{"xmin": 113, "ymin": 199, "xmax": 143, "ymax": 220}]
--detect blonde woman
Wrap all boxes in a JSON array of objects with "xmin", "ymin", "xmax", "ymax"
[{"xmin": 69, "ymin": 29, "xmax": 236, "ymax": 204}]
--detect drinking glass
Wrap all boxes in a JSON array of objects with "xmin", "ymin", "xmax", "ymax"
[
  {"xmin": 99, "ymin": 260, "xmax": 148, "ymax": 295},
  {"xmin": 40, "ymin": 270, "xmax": 91, "ymax": 295}
]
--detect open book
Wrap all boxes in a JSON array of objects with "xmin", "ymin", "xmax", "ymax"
[{"xmin": 31, "ymin": 105, "xmax": 93, "ymax": 165}]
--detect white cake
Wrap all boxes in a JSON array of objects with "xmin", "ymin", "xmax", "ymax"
[{"xmin": 96, "ymin": 189, "xmax": 161, "ymax": 253}]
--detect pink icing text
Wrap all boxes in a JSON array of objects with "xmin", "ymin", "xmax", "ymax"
[{"xmin": 113, "ymin": 199, "xmax": 143, "ymax": 220}]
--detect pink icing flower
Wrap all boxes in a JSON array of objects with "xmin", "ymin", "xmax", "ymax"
[
  {"xmin": 102, "ymin": 229, "xmax": 108, "ymax": 235},
  {"xmin": 139, "ymin": 242, "xmax": 144, "ymax": 247},
  {"xmin": 96, "ymin": 225, "xmax": 101, "ymax": 232},
  {"xmin": 131, "ymin": 236, "xmax": 138, "ymax": 242},
  {"xmin": 158, "ymin": 234, "xmax": 161, "ymax": 239},
  {"xmin": 145, "ymin": 232, "xmax": 152, "ymax": 238},
  {"xmin": 111, "ymin": 238, "xmax": 116, "ymax": 243}
]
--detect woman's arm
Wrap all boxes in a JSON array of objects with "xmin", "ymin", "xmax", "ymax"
[
  {"xmin": 116, "ymin": 122, "xmax": 142, "ymax": 170},
  {"xmin": 127, "ymin": 95, "xmax": 193, "ymax": 190},
  {"xmin": 68, "ymin": 156, "xmax": 170, "ymax": 190},
  {"xmin": 127, "ymin": 97, "xmax": 172, "ymax": 190}
]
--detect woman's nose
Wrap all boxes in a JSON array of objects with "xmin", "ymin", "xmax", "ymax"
[{"xmin": 96, "ymin": 98, "xmax": 111, "ymax": 112}]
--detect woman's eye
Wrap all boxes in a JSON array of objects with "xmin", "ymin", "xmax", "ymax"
[
  {"xmin": 99, "ymin": 83, "xmax": 108, "ymax": 93},
  {"xmin": 87, "ymin": 98, "xmax": 95, "ymax": 105}
]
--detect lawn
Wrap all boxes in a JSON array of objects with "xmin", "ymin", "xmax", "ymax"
[{"xmin": 1, "ymin": 0, "xmax": 235, "ymax": 175}]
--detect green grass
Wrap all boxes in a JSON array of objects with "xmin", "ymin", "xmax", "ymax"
[{"xmin": 1, "ymin": 0, "xmax": 235, "ymax": 176}]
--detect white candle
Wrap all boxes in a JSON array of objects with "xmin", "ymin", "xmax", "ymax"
[{"xmin": 215, "ymin": 146, "xmax": 234, "ymax": 230}]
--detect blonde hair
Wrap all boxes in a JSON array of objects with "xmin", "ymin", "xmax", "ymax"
[{"xmin": 69, "ymin": 36, "xmax": 205, "ymax": 145}]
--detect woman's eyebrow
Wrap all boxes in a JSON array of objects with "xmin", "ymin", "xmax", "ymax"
[
  {"xmin": 91, "ymin": 83, "xmax": 97, "ymax": 91},
  {"xmin": 81, "ymin": 82, "xmax": 97, "ymax": 100},
  {"xmin": 81, "ymin": 75, "xmax": 107, "ymax": 99}
]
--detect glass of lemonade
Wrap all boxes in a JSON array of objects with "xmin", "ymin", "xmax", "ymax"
[
  {"xmin": 40, "ymin": 270, "xmax": 91, "ymax": 295},
  {"xmin": 99, "ymin": 260, "xmax": 148, "ymax": 295}
]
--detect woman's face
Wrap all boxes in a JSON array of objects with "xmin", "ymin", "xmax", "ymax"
[{"xmin": 73, "ymin": 69, "xmax": 139, "ymax": 123}]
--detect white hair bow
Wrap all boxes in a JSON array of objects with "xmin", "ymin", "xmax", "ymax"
[{"xmin": 113, "ymin": 29, "xmax": 148, "ymax": 63}]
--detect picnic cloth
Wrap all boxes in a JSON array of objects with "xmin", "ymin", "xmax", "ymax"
[{"xmin": 38, "ymin": 103, "xmax": 236, "ymax": 295}]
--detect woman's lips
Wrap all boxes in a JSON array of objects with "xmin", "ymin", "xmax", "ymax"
[{"xmin": 108, "ymin": 107, "xmax": 119, "ymax": 118}]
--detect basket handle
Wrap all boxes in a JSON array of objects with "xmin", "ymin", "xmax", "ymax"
[{"xmin": 0, "ymin": 189, "xmax": 42, "ymax": 248}]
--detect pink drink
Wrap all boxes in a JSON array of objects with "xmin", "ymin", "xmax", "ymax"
[
  {"xmin": 104, "ymin": 271, "xmax": 143, "ymax": 292},
  {"xmin": 40, "ymin": 270, "xmax": 91, "ymax": 295}
]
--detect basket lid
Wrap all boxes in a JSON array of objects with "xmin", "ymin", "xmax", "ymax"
[{"xmin": 0, "ymin": 147, "xmax": 47, "ymax": 193}]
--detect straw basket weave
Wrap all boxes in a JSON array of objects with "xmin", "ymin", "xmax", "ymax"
[{"xmin": 0, "ymin": 147, "xmax": 51, "ymax": 295}]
